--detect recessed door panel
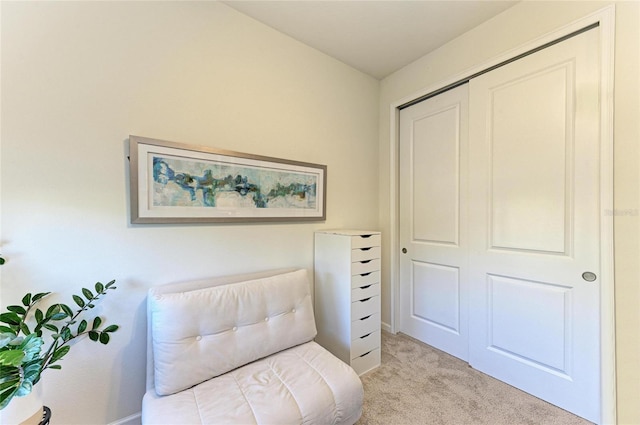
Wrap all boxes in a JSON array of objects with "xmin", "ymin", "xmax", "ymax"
[
  {"xmin": 412, "ymin": 105, "xmax": 460, "ymax": 245},
  {"xmin": 488, "ymin": 275, "xmax": 570, "ymax": 374},
  {"xmin": 490, "ymin": 65, "xmax": 571, "ymax": 254},
  {"xmin": 412, "ymin": 261, "xmax": 460, "ymax": 333}
]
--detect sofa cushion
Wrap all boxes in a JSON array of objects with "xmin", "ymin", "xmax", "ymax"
[
  {"xmin": 142, "ymin": 341, "xmax": 363, "ymax": 425},
  {"xmin": 149, "ymin": 269, "xmax": 316, "ymax": 396}
]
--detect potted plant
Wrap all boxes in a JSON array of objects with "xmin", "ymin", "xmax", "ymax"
[{"xmin": 0, "ymin": 262, "xmax": 119, "ymax": 424}]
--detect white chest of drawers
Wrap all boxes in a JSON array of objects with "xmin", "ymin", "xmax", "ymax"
[{"xmin": 314, "ymin": 230, "xmax": 381, "ymax": 375}]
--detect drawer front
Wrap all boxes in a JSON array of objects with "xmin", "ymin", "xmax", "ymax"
[
  {"xmin": 351, "ymin": 283, "xmax": 379, "ymax": 302},
  {"xmin": 351, "ymin": 234, "xmax": 381, "ymax": 249},
  {"xmin": 351, "ymin": 330, "xmax": 380, "ymax": 359},
  {"xmin": 351, "ymin": 348, "xmax": 381, "ymax": 376},
  {"xmin": 351, "ymin": 271, "xmax": 380, "ymax": 288},
  {"xmin": 351, "ymin": 295, "xmax": 379, "ymax": 320},
  {"xmin": 351, "ymin": 246, "xmax": 381, "ymax": 262},
  {"xmin": 351, "ymin": 258, "xmax": 381, "ymax": 276},
  {"xmin": 351, "ymin": 313, "xmax": 380, "ymax": 339}
]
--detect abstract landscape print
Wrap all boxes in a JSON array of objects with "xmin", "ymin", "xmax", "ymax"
[
  {"xmin": 130, "ymin": 136, "xmax": 326, "ymax": 223},
  {"xmin": 152, "ymin": 155, "xmax": 319, "ymax": 210}
]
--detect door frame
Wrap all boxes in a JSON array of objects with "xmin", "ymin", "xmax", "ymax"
[{"xmin": 388, "ymin": 6, "xmax": 616, "ymax": 424}]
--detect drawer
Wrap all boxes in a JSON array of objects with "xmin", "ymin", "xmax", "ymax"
[
  {"xmin": 351, "ymin": 258, "xmax": 381, "ymax": 276},
  {"xmin": 351, "ymin": 271, "xmax": 380, "ymax": 288},
  {"xmin": 351, "ymin": 283, "xmax": 379, "ymax": 302},
  {"xmin": 351, "ymin": 330, "xmax": 380, "ymax": 359},
  {"xmin": 351, "ymin": 313, "xmax": 379, "ymax": 339},
  {"xmin": 351, "ymin": 295, "xmax": 379, "ymax": 321},
  {"xmin": 351, "ymin": 234, "xmax": 381, "ymax": 249},
  {"xmin": 351, "ymin": 246, "xmax": 381, "ymax": 262},
  {"xmin": 351, "ymin": 348, "xmax": 381, "ymax": 376}
]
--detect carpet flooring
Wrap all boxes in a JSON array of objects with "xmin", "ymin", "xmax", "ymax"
[{"xmin": 356, "ymin": 331, "xmax": 593, "ymax": 425}]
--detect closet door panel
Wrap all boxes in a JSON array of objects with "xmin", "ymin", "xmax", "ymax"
[
  {"xmin": 399, "ymin": 84, "xmax": 469, "ymax": 362},
  {"xmin": 468, "ymin": 28, "xmax": 600, "ymax": 422}
]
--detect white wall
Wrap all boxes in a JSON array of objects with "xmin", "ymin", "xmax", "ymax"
[
  {"xmin": 378, "ymin": 1, "xmax": 639, "ymax": 423},
  {"xmin": 0, "ymin": 2, "xmax": 379, "ymax": 423}
]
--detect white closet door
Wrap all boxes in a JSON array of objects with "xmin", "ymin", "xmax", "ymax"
[
  {"xmin": 468, "ymin": 28, "xmax": 600, "ymax": 422},
  {"xmin": 399, "ymin": 84, "xmax": 469, "ymax": 361}
]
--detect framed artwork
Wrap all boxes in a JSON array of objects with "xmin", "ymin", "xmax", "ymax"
[{"xmin": 129, "ymin": 136, "xmax": 327, "ymax": 223}]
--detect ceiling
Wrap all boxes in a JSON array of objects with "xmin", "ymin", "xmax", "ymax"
[{"xmin": 223, "ymin": 1, "xmax": 518, "ymax": 80}]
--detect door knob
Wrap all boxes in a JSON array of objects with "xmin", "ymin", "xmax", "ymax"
[
  {"xmin": 582, "ymin": 271, "xmax": 597, "ymax": 282},
  {"xmin": 402, "ymin": 248, "xmax": 407, "ymax": 254}
]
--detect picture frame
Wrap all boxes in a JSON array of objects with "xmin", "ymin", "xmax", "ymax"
[{"xmin": 129, "ymin": 135, "xmax": 327, "ymax": 224}]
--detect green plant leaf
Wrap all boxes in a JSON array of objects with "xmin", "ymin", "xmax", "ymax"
[
  {"xmin": 0, "ymin": 333, "xmax": 14, "ymax": 348},
  {"xmin": 99, "ymin": 332, "xmax": 110, "ymax": 344},
  {"xmin": 19, "ymin": 322, "xmax": 30, "ymax": 335},
  {"xmin": 22, "ymin": 361, "xmax": 42, "ymax": 380},
  {"xmin": 72, "ymin": 295, "xmax": 85, "ymax": 308},
  {"xmin": 60, "ymin": 304, "xmax": 73, "ymax": 317},
  {"xmin": 0, "ymin": 379, "xmax": 18, "ymax": 392},
  {"xmin": 15, "ymin": 379, "xmax": 33, "ymax": 397},
  {"xmin": 45, "ymin": 304, "xmax": 60, "ymax": 318},
  {"xmin": 0, "ymin": 351, "xmax": 25, "ymax": 367},
  {"xmin": 6, "ymin": 305, "xmax": 26, "ymax": 315},
  {"xmin": 20, "ymin": 335, "xmax": 43, "ymax": 362},
  {"xmin": 34, "ymin": 308, "xmax": 44, "ymax": 323},
  {"xmin": 50, "ymin": 345, "xmax": 70, "ymax": 364},
  {"xmin": 0, "ymin": 380, "xmax": 20, "ymax": 410},
  {"xmin": 95, "ymin": 282, "xmax": 104, "ymax": 293},
  {"xmin": 61, "ymin": 328, "xmax": 72, "ymax": 342},
  {"xmin": 92, "ymin": 317, "xmax": 102, "ymax": 330},
  {"xmin": 48, "ymin": 365, "xmax": 62, "ymax": 370},
  {"xmin": 82, "ymin": 288, "xmax": 94, "ymax": 300},
  {"xmin": 0, "ymin": 365, "xmax": 20, "ymax": 383},
  {"xmin": 103, "ymin": 324, "xmax": 119, "ymax": 333},
  {"xmin": 0, "ymin": 312, "xmax": 21, "ymax": 326},
  {"xmin": 88, "ymin": 331, "xmax": 99, "ymax": 341},
  {"xmin": 43, "ymin": 324, "xmax": 58, "ymax": 333},
  {"xmin": 6, "ymin": 336, "xmax": 22, "ymax": 346},
  {"xmin": 50, "ymin": 312, "xmax": 67, "ymax": 321},
  {"xmin": 32, "ymin": 292, "xmax": 50, "ymax": 303},
  {"xmin": 77, "ymin": 320, "xmax": 87, "ymax": 334},
  {"xmin": 0, "ymin": 326, "xmax": 15, "ymax": 334},
  {"xmin": 21, "ymin": 293, "xmax": 32, "ymax": 307},
  {"xmin": 105, "ymin": 280, "xmax": 116, "ymax": 289}
]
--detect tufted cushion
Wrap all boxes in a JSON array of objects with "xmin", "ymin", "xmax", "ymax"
[
  {"xmin": 149, "ymin": 269, "xmax": 316, "ymax": 396},
  {"xmin": 142, "ymin": 341, "xmax": 364, "ymax": 425}
]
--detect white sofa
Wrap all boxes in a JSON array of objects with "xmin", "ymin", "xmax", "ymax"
[{"xmin": 142, "ymin": 268, "xmax": 364, "ymax": 425}]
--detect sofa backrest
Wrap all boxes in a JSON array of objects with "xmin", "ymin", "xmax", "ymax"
[{"xmin": 147, "ymin": 268, "xmax": 317, "ymax": 396}]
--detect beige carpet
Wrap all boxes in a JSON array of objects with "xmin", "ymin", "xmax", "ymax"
[{"xmin": 356, "ymin": 331, "xmax": 593, "ymax": 425}]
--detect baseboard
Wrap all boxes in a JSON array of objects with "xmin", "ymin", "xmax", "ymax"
[
  {"xmin": 381, "ymin": 321, "xmax": 392, "ymax": 333},
  {"xmin": 108, "ymin": 412, "xmax": 141, "ymax": 425}
]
